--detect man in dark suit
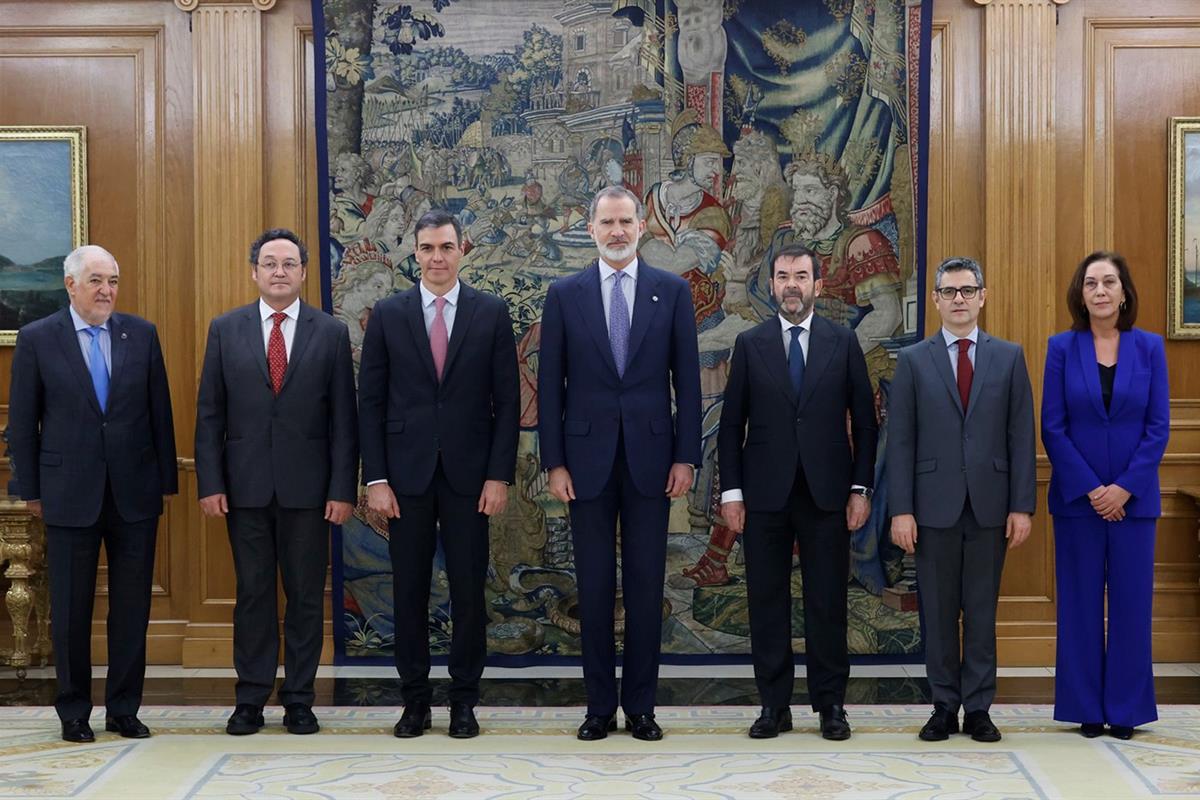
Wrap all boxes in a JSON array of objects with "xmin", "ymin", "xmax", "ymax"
[
  {"xmin": 8, "ymin": 244, "xmax": 177, "ymax": 743},
  {"xmin": 888, "ymin": 257, "xmax": 1036, "ymax": 742},
  {"xmin": 718, "ymin": 243, "xmax": 876, "ymax": 741},
  {"xmin": 538, "ymin": 186, "xmax": 701, "ymax": 741},
  {"xmin": 359, "ymin": 209, "xmax": 519, "ymax": 739},
  {"xmin": 195, "ymin": 228, "xmax": 358, "ymax": 736}
]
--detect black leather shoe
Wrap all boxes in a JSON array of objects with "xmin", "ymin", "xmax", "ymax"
[
  {"xmin": 1080, "ymin": 722, "xmax": 1105, "ymax": 738},
  {"xmin": 918, "ymin": 706, "xmax": 960, "ymax": 742},
  {"xmin": 105, "ymin": 715, "xmax": 150, "ymax": 739},
  {"xmin": 448, "ymin": 702, "xmax": 479, "ymax": 739},
  {"xmin": 61, "ymin": 718, "xmax": 95, "ymax": 743},
  {"xmin": 819, "ymin": 705, "xmax": 852, "ymax": 741},
  {"xmin": 576, "ymin": 714, "xmax": 617, "ymax": 741},
  {"xmin": 393, "ymin": 703, "xmax": 432, "ymax": 738},
  {"xmin": 625, "ymin": 713, "xmax": 663, "ymax": 741},
  {"xmin": 963, "ymin": 710, "xmax": 1002, "ymax": 742},
  {"xmin": 283, "ymin": 703, "xmax": 320, "ymax": 735},
  {"xmin": 748, "ymin": 707, "xmax": 793, "ymax": 739},
  {"xmin": 1109, "ymin": 725, "xmax": 1135, "ymax": 740},
  {"xmin": 226, "ymin": 704, "xmax": 265, "ymax": 736}
]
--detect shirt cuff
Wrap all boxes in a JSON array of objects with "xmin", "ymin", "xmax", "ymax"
[
  {"xmin": 851, "ymin": 484, "xmax": 867, "ymax": 492},
  {"xmin": 720, "ymin": 489, "xmax": 744, "ymax": 503},
  {"xmin": 366, "ymin": 479, "xmax": 388, "ymax": 486}
]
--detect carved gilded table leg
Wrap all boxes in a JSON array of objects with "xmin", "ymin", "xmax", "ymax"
[{"xmin": 0, "ymin": 499, "xmax": 49, "ymax": 679}]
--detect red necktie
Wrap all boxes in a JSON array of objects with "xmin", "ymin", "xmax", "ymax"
[
  {"xmin": 430, "ymin": 296, "xmax": 448, "ymax": 381},
  {"xmin": 957, "ymin": 338, "xmax": 973, "ymax": 413},
  {"xmin": 268, "ymin": 311, "xmax": 287, "ymax": 396}
]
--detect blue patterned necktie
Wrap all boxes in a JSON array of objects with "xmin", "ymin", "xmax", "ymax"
[
  {"xmin": 788, "ymin": 325, "xmax": 805, "ymax": 396},
  {"xmin": 85, "ymin": 325, "xmax": 110, "ymax": 412},
  {"xmin": 609, "ymin": 270, "xmax": 630, "ymax": 377}
]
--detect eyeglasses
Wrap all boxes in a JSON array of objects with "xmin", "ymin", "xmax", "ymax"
[
  {"xmin": 258, "ymin": 260, "xmax": 302, "ymax": 271},
  {"xmin": 935, "ymin": 286, "xmax": 980, "ymax": 300}
]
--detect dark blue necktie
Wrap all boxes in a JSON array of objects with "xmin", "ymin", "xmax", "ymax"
[
  {"xmin": 788, "ymin": 325, "xmax": 805, "ymax": 396},
  {"xmin": 85, "ymin": 325, "xmax": 110, "ymax": 412},
  {"xmin": 609, "ymin": 271, "xmax": 630, "ymax": 377}
]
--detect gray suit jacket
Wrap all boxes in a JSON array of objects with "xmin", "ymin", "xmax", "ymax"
[{"xmin": 887, "ymin": 330, "xmax": 1036, "ymax": 529}]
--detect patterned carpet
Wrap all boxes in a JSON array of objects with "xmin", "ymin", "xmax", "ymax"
[{"xmin": 1, "ymin": 705, "xmax": 1198, "ymax": 799}]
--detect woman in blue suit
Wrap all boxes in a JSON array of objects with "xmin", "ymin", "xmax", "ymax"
[{"xmin": 1042, "ymin": 251, "xmax": 1169, "ymax": 740}]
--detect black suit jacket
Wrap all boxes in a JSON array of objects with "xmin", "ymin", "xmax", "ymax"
[
  {"xmin": 194, "ymin": 301, "xmax": 358, "ymax": 509},
  {"xmin": 7, "ymin": 308, "xmax": 177, "ymax": 527},
  {"xmin": 718, "ymin": 314, "xmax": 877, "ymax": 513},
  {"xmin": 358, "ymin": 282, "xmax": 519, "ymax": 497}
]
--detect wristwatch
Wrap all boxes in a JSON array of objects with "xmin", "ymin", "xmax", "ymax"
[{"xmin": 849, "ymin": 487, "xmax": 874, "ymax": 500}]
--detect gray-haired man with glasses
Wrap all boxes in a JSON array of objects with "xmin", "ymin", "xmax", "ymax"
[{"xmin": 887, "ymin": 257, "xmax": 1036, "ymax": 743}]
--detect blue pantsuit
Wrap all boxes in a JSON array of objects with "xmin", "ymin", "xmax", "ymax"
[{"xmin": 1041, "ymin": 327, "xmax": 1169, "ymax": 729}]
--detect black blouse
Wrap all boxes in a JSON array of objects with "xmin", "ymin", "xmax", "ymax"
[{"xmin": 1099, "ymin": 363, "xmax": 1116, "ymax": 411}]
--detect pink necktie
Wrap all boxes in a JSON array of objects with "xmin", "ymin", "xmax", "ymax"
[{"xmin": 430, "ymin": 296, "xmax": 448, "ymax": 381}]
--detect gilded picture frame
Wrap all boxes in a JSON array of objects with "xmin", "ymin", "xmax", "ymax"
[
  {"xmin": 1167, "ymin": 116, "xmax": 1200, "ymax": 340},
  {"xmin": 0, "ymin": 126, "xmax": 88, "ymax": 346}
]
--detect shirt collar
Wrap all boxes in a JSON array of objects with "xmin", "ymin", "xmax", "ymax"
[
  {"xmin": 941, "ymin": 326, "xmax": 979, "ymax": 348},
  {"xmin": 70, "ymin": 305, "xmax": 109, "ymax": 332},
  {"xmin": 599, "ymin": 257, "xmax": 638, "ymax": 283},
  {"xmin": 420, "ymin": 279, "xmax": 461, "ymax": 308},
  {"xmin": 778, "ymin": 308, "xmax": 815, "ymax": 335},
  {"xmin": 260, "ymin": 297, "xmax": 300, "ymax": 322}
]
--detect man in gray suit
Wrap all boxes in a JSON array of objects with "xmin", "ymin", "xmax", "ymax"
[
  {"xmin": 196, "ymin": 228, "xmax": 358, "ymax": 737},
  {"xmin": 887, "ymin": 257, "xmax": 1036, "ymax": 743}
]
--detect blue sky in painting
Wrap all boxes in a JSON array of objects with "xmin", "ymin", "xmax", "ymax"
[
  {"xmin": 1187, "ymin": 133, "xmax": 1200, "ymax": 276},
  {"xmin": 0, "ymin": 140, "xmax": 73, "ymax": 266}
]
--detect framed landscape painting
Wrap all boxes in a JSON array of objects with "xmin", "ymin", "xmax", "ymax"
[
  {"xmin": 1168, "ymin": 116, "xmax": 1200, "ymax": 339},
  {"xmin": 0, "ymin": 126, "xmax": 87, "ymax": 345}
]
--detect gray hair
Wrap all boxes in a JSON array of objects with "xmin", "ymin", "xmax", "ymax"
[
  {"xmin": 63, "ymin": 245, "xmax": 118, "ymax": 279},
  {"xmin": 587, "ymin": 185, "xmax": 645, "ymax": 222},
  {"xmin": 934, "ymin": 256, "xmax": 984, "ymax": 289}
]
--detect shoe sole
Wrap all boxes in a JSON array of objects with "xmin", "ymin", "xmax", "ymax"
[
  {"xmin": 919, "ymin": 731, "xmax": 950, "ymax": 741},
  {"xmin": 968, "ymin": 731, "xmax": 1002, "ymax": 742},
  {"xmin": 448, "ymin": 729, "xmax": 480, "ymax": 739},
  {"xmin": 62, "ymin": 735, "xmax": 95, "ymax": 743},
  {"xmin": 822, "ymin": 730, "xmax": 852, "ymax": 741},
  {"xmin": 285, "ymin": 725, "xmax": 320, "ymax": 735}
]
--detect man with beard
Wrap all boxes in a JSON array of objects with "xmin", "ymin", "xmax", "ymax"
[
  {"xmin": 538, "ymin": 186, "xmax": 701, "ymax": 741},
  {"xmin": 718, "ymin": 243, "xmax": 877, "ymax": 741},
  {"xmin": 753, "ymin": 155, "xmax": 902, "ymax": 382}
]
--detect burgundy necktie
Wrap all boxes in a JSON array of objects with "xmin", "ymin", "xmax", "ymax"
[
  {"xmin": 430, "ymin": 296, "xmax": 448, "ymax": 381},
  {"xmin": 956, "ymin": 338, "xmax": 973, "ymax": 412},
  {"xmin": 268, "ymin": 312, "xmax": 287, "ymax": 396}
]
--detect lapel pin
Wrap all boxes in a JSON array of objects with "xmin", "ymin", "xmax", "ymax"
[
  {"xmin": 651, "ymin": 295, "xmax": 659, "ymax": 302},
  {"xmin": 121, "ymin": 332, "xmax": 128, "ymax": 339}
]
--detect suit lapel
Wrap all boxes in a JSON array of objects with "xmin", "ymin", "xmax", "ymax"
[
  {"xmin": 926, "ymin": 334, "xmax": 965, "ymax": 416},
  {"xmin": 54, "ymin": 308, "xmax": 103, "ymax": 417},
  {"xmin": 242, "ymin": 304, "xmax": 272, "ymax": 389},
  {"xmin": 405, "ymin": 286, "xmax": 439, "ymax": 385},
  {"xmin": 571, "ymin": 262, "xmax": 620, "ymax": 379},
  {"xmin": 1075, "ymin": 330, "xmax": 1108, "ymax": 419},
  {"xmin": 1107, "ymin": 329, "xmax": 1135, "ymax": 417},
  {"xmin": 107, "ymin": 313, "xmax": 129, "ymax": 401},
  {"xmin": 442, "ymin": 283, "xmax": 477, "ymax": 382},
  {"xmin": 624, "ymin": 266, "xmax": 659, "ymax": 369},
  {"xmin": 963, "ymin": 331, "xmax": 992, "ymax": 424},
  {"xmin": 796, "ymin": 315, "xmax": 835, "ymax": 412},
  {"xmin": 279, "ymin": 303, "xmax": 315, "ymax": 394},
  {"xmin": 751, "ymin": 320, "xmax": 796, "ymax": 405}
]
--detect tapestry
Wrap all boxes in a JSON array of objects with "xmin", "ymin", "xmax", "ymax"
[{"xmin": 318, "ymin": 0, "xmax": 931, "ymax": 663}]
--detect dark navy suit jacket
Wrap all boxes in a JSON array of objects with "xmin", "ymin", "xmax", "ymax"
[
  {"xmin": 7, "ymin": 308, "xmax": 177, "ymax": 527},
  {"xmin": 1041, "ymin": 327, "xmax": 1170, "ymax": 518},
  {"xmin": 538, "ymin": 260, "xmax": 702, "ymax": 500}
]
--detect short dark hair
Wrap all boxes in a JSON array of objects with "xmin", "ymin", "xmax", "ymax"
[
  {"xmin": 772, "ymin": 242, "xmax": 821, "ymax": 280},
  {"xmin": 935, "ymin": 256, "xmax": 985, "ymax": 289},
  {"xmin": 1066, "ymin": 250, "xmax": 1138, "ymax": 332},
  {"xmin": 413, "ymin": 208, "xmax": 463, "ymax": 247},
  {"xmin": 250, "ymin": 228, "xmax": 308, "ymax": 265}
]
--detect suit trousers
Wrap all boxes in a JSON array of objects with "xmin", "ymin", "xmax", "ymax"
[
  {"xmin": 568, "ymin": 432, "xmax": 670, "ymax": 717},
  {"xmin": 226, "ymin": 501, "xmax": 328, "ymax": 707},
  {"xmin": 1053, "ymin": 514, "xmax": 1157, "ymax": 727},
  {"xmin": 45, "ymin": 482, "xmax": 158, "ymax": 721},
  {"xmin": 391, "ymin": 459, "xmax": 490, "ymax": 706},
  {"xmin": 743, "ymin": 463, "xmax": 849, "ymax": 711},
  {"xmin": 915, "ymin": 499, "xmax": 1006, "ymax": 713}
]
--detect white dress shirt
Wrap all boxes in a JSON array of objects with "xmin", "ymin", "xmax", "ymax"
[
  {"xmin": 420, "ymin": 279, "xmax": 461, "ymax": 338},
  {"xmin": 70, "ymin": 305, "xmax": 112, "ymax": 374},
  {"xmin": 259, "ymin": 297, "xmax": 300, "ymax": 358},
  {"xmin": 599, "ymin": 258, "xmax": 637, "ymax": 331},
  {"xmin": 941, "ymin": 326, "xmax": 978, "ymax": 380}
]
